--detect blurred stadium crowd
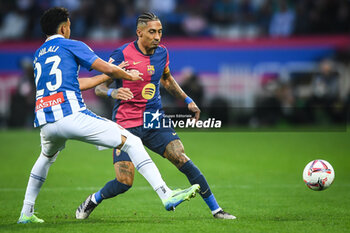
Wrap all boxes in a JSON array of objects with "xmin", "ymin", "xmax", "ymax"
[{"xmin": 1, "ymin": 0, "xmax": 350, "ymax": 41}]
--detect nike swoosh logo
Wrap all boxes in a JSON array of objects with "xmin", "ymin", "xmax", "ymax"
[
  {"xmin": 200, "ymin": 189, "xmax": 209, "ymax": 195},
  {"xmin": 133, "ymin": 61, "xmax": 142, "ymax": 65},
  {"xmin": 172, "ymin": 187, "xmax": 193, "ymax": 197},
  {"xmin": 172, "ymin": 133, "xmax": 177, "ymax": 136}
]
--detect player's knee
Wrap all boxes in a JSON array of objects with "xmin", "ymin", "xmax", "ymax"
[
  {"xmin": 132, "ymin": 136, "xmax": 142, "ymax": 147},
  {"xmin": 176, "ymin": 145, "xmax": 185, "ymax": 155},
  {"xmin": 41, "ymin": 151, "xmax": 59, "ymax": 162},
  {"xmin": 169, "ymin": 146, "xmax": 189, "ymax": 167},
  {"xmin": 164, "ymin": 143, "xmax": 189, "ymax": 168},
  {"xmin": 121, "ymin": 133, "xmax": 142, "ymax": 153},
  {"xmin": 175, "ymin": 152, "xmax": 189, "ymax": 167}
]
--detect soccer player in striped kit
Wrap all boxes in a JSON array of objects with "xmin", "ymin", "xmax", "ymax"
[
  {"xmin": 18, "ymin": 7, "xmax": 200, "ymax": 224},
  {"xmin": 76, "ymin": 12, "xmax": 236, "ymax": 220}
]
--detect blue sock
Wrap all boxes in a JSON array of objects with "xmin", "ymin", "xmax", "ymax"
[
  {"xmin": 204, "ymin": 194, "xmax": 220, "ymax": 212},
  {"xmin": 95, "ymin": 179, "xmax": 131, "ymax": 203},
  {"xmin": 94, "ymin": 190, "xmax": 103, "ymax": 203},
  {"xmin": 179, "ymin": 160, "xmax": 220, "ymax": 211}
]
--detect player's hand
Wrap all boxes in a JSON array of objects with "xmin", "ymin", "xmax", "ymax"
[
  {"xmin": 127, "ymin": 69, "xmax": 144, "ymax": 81},
  {"xmin": 188, "ymin": 102, "xmax": 201, "ymax": 122},
  {"xmin": 113, "ymin": 87, "xmax": 134, "ymax": 100},
  {"xmin": 118, "ymin": 61, "xmax": 129, "ymax": 70}
]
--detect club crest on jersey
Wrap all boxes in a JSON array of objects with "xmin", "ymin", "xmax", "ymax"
[
  {"xmin": 142, "ymin": 83, "xmax": 156, "ymax": 100},
  {"xmin": 115, "ymin": 149, "xmax": 121, "ymax": 156},
  {"xmin": 147, "ymin": 65, "xmax": 155, "ymax": 75}
]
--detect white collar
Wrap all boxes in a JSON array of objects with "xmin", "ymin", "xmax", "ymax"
[{"xmin": 45, "ymin": 34, "xmax": 65, "ymax": 42}]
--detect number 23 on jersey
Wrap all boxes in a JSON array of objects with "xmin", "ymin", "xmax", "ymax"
[{"xmin": 35, "ymin": 55, "xmax": 62, "ymax": 97}]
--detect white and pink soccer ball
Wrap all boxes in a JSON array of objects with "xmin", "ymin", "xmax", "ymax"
[{"xmin": 303, "ymin": 159, "xmax": 335, "ymax": 191}]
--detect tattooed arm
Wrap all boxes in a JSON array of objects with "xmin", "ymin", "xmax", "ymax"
[
  {"xmin": 160, "ymin": 67, "xmax": 201, "ymax": 121},
  {"xmin": 160, "ymin": 67, "xmax": 187, "ymax": 100},
  {"xmin": 94, "ymin": 61, "xmax": 134, "ymax": 100}
]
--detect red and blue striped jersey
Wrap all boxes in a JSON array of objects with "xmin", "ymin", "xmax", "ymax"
[{"xmin": 109, "ymin": 41, "xmax": 169, "ymax": 128}]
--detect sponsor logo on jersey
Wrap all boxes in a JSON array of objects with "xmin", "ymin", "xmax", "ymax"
[
  {"xmin": 147, "ymin": 65, "xmax": 155, "ymax": 75},
  {"xmin": 133, "ymin": 61, "xmax": 142, "ymax": 65},
  {"xmin": 142, "ymin": 83, "xmax": 156, "ymax": 100},
  {"xmin": 35, "ymin": 92, "xmax": 65, "ymax": 112}
]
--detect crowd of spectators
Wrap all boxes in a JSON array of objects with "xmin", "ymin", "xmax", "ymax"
[
  {"xmin": 252, "ymin": 58, "xmax": 349, "ymax": 127},
  {"xmin": 0, "ymin": 0, "xmax": 349, "ymax": 41}
]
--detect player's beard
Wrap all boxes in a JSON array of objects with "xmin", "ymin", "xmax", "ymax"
[
  {"xmin": 148, "ymin": 43, "xmax": 158, "ymax": 53},
  {"xmin": 151, "ymin": 40, "xmax": 159, "ymax": 47}
]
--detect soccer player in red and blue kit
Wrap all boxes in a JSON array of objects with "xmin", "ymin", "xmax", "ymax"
[
  {"xmin": 18, "ymin": 8, "xmax": 199, "ymax": 224},
  {"xmin": 76, "ymin": 12, "xmax": 236, "ymax": 219}
]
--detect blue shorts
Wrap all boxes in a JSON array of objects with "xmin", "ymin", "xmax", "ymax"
[{"xmin": 113, "ymin": 126, "xmax": 180, "ymax": 163}]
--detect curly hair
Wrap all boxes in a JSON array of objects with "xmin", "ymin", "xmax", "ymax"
[{"xmin": 40, "ymin": 7, "xmax": 69, "ymax": 36}]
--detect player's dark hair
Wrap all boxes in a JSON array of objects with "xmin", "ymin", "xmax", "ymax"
[
  {"xmin": 40, "ymin": 7, "xmax": 69, "ymax": 36},
  {"xmin": 136, "ymin": 12, "xmax": 159, "ymax": 27}
]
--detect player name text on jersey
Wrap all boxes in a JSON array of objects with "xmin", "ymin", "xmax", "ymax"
[{"xmin": 38, "ymin": 46, "xmax": 59, "ymax": 57}]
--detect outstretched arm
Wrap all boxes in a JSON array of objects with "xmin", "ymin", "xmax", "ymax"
[
  {"xmin": 79, "ymin": 58, "xmax": 143, "ymax": 91},
  {"xmin": 93, "ymin": 61, "xmax": 134, "ymax": 100},
  {"xmin": 79, "ymin": 60, "xmax": 142, "ymax": 91},
  {"xmin": 91, "ymin": 58, "xmax": 143, "ymax": 81},
  {"xmin": 95, "ymin": 78, "xmax": 133, "ymax": 100},
  {"xmin": 160, "ymin": 67, "xmax": 201, "ymax": 121},
  {"xmin": 79, "ymin": 74, "xmax": 111, "ymax": 91}
]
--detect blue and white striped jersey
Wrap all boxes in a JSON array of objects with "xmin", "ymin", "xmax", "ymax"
[{"xmin": 33, "ymin": 35, "xmax": 99, "ymax": 127}]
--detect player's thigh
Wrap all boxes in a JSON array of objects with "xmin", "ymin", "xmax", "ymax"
[
  {"xmin": 58, "ymin": 110, "xmax": 129, "ymax": 148},
  {"xmin": 143, "ymin": 127, "xmax": 189, "ymax": 167},
  {"xmin": 40, "ymin": 122, "xmax": 67, "ymax": 156}
]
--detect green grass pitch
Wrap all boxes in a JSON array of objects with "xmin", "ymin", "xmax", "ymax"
[{"xmin": 0, "ymin": 129, "xmax": 349, "ymax": 233}]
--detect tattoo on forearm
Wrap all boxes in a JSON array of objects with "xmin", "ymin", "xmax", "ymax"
[
  {"xmin": 95, "ymin": 86, "xmax": 108, "ymax": 98},
  {"xmin": 165, "ymin": 77, "xmax": 185, "ymax": 99}
]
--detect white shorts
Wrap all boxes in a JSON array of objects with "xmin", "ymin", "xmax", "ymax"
[{"xmin": 40, "ymin": 110, "xmax": 130, "ymax": 156}]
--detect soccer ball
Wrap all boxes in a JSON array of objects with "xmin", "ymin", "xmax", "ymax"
[{"xmin": 303, "ymin": 159, "xmax": 335, "ymax": 191}]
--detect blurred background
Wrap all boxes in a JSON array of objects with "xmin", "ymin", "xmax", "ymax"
[{"xmin": 1, "ymin": 0, "xmax": 350, "ymax": 129}]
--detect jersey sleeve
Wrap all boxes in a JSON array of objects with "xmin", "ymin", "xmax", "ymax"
[
  {"xmin": 161, "ymin": 45, "xmax": 170, "ymax": 74},
  {"xmin": 68, "ymin": 40, "xmax": 99, "ymax": 70},
  {"xmin": 109, "ymin": 48, "xmax": 125, "ymax": 66},
  {"xmin": 165, "ymin": 46, "xmax": 170, "ymax": 68}
]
